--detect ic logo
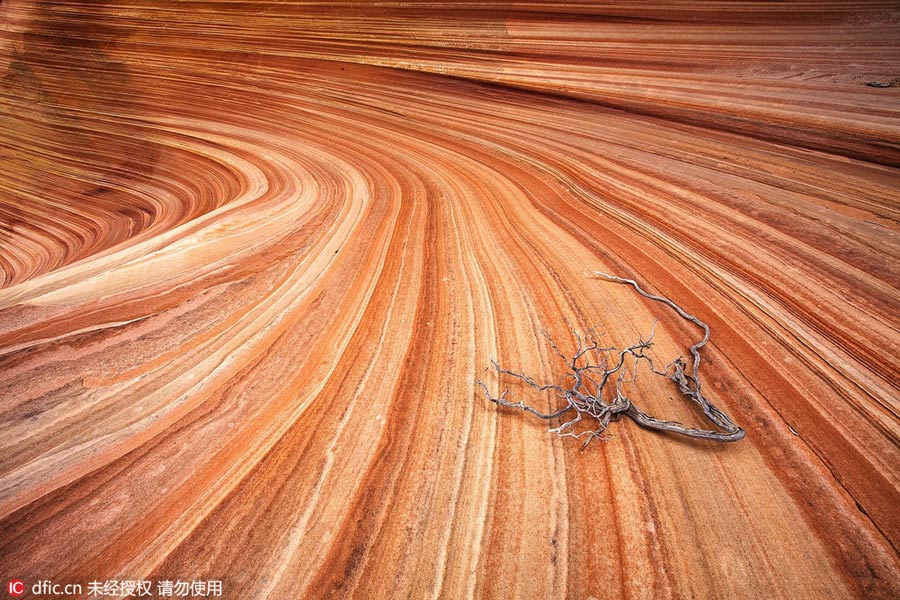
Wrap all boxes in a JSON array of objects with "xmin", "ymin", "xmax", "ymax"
[{"xmin": 7, "ymin": 580, "xmax": 25, "ymax": 597}]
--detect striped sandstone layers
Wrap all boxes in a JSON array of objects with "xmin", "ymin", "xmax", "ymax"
[{"xmin": 1, "ymin": 2, "xmax": 899, "ymax": 598}]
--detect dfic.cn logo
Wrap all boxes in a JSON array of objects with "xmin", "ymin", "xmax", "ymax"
[{"xmin": 7, "ymin": 580, "xmax": 25, "ymax": 597}]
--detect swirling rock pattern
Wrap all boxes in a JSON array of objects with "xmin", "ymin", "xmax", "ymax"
[{"xmin": 1, "ymin": 2, "xmax": 899, "ymax": 598}]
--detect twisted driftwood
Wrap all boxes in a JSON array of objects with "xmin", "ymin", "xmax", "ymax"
[{"xmin": 477, "ymin": 272, "xmax": 745, "ymax": 446}]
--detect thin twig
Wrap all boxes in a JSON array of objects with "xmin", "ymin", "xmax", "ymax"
[{"xmin": 477, "ymin": 272, "xmax": 745, "ymax": 445}]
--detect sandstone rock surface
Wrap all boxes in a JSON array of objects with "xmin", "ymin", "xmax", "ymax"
[{"xmin": 1, "ymin": 2, "xmax": 899, "ymax": 598}]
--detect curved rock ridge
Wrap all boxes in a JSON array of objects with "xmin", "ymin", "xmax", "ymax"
[{"xmin": 1, "ymin": 2, "xmax": 899, "ymax": 598}]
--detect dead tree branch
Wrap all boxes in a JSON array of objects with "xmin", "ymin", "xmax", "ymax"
[{"xmin": 477, "ymin": 272, "xmax": 745, "ymax": 446}]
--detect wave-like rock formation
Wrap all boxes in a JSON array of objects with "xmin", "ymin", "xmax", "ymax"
[{"xmin": 2, "ymin": 2, "xmax": 899, "ymax": 598}]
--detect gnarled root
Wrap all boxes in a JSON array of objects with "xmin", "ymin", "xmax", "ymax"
[{"xmin": 477, "ymin": 272, "xmax": 745, "ymax": 447}]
